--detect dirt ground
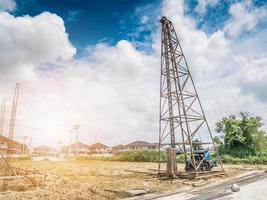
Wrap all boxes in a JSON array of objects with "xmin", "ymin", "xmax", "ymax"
[{"xmin": 0, "ymin": 160, "xmax": 265, "ymax": 200}]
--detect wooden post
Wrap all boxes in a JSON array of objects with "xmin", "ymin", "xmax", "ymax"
[{"xmin": 166, "ymin": 148, "xmax": 177, "ymax": 177}]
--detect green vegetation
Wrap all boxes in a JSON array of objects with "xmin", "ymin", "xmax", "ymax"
[
  {"xmin": 74, "ymin": 149, "xmax": 165, "ymax": 162},
  {"xmin": 114, "ymin": 149, "xmax": 165, "ymax": 162},
  {"xmin": 75, "ymin": 112, "xmax": 267, "ymax": 166},
  {"xmin": 10, "ymin": 156, "xmax": 32, "ymax": 161},
  {"xmin": 215, "ymin": 112, "xmax": 267, "ymax": 164},
  {"xmin": 176, "ymin": 154, "xmax": 186, "ymax": 163},
  {"xmin": 221, "ymin": 154, "xmax": 267, "ymax": 165}
]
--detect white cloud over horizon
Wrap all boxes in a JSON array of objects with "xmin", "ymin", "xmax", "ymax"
[
  {"xmin": 0, "ymin": 0, "xmax": 16, "ymax": 11},
  {"xmin": 0, "ymin": 0, "xmax": 267, "ymax": 147}
]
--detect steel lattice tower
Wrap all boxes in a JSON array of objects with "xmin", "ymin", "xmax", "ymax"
[
  {"xmin": 158, "ymin": 16, "xmax": 224, "ymax": 177},
  {"xmin": 0, "ymin": 102, "xmax": 5, "ymax": 135},
  {"xmin": 8, "ymin": 83, "xmax": 20, "ymax": 139}
]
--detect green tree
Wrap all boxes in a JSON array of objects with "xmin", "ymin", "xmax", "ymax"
[{"xmin": 215, "ymin": 112, "xmax": 267, "ymax": 157}]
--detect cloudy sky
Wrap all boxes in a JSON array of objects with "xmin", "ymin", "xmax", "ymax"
[{"xmin": 0, "ymin": 0, "xmax": 267, "ymax": 147}]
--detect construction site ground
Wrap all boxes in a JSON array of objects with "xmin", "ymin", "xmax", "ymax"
[
  {"xmin": 131, "ymin": 171, "xmax": 267, "ymax": 200},
  {"xmin": 1, "ymin": 160, "xmax": 266, "ymax": 200}
]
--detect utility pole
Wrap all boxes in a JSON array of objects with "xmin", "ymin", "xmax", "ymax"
[
  {"xmin": 28, "ymin": 136, "xmax": 32, "ymax": 157},
  {"xmin": 158, "ymin": 16, "xmax": 224, "ymax": 178},
  {"xmin": 68, "ymin": 137, "xmax": 72, "ymax": 157},
  {"xmin": 8, "ymin": 83, "xmax": 21, "ymax": 140},
  {"xmin": 73, "ymin": 124, "xmax": 80, "ymax": 156},
  {"xmin": 20, "ymin": 136, "xmax": 27, "ymax": 157},
  {"xmin": 58, "ymin": 139, "xmax": 62, "ymax": 157},
  {"xmin": 0, "ymin": 102, "xmax": 5, "ymax": 135}
]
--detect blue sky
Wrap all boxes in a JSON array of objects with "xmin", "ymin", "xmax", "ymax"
[
  {"xmin": 12, "ymin": 0, "xmax": 267, "ymax": 51},
  {"xmin": 186, "ymin": 0, "xmax": 267, "ymax": 33},
  {"xmin": 13, "ymin": 0, "xmax": 160, "ymax": 50}
]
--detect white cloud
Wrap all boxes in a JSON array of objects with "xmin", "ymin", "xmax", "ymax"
[
  {"xmin": 161, "ymin": 0, "xmax": 267, "ymax": 131},
  {"xmin": 12, "ymin": 41, "xmax": 159, "ymax": 146},
  {"xmin": 224, "ymin": 2, "xmax": 267, "ymax": 37},
  {"xmin": 0, "ymin": 0, "xmax": 16, "ymax": 11},
  {"xmin": 235, "ymin": 56, "xmax": 267, "ymax": 102},
  {"xmin": 162, "ymin": 0, "xmax": 230, "ymax": 81},
  {"xmin": 0, "ymin": 22, "xmax": 159, "ymax": 146},
  {"xmin": 0, "ymin": 11, "xmax": 76, "ymax": 81},
  {"xmin": 141, "ymin": 15, "xmax": 148, "ymax": 24},
  {"xmin": 195, "ymin": 0, "xmax": 219, "ymax": 14},
  {"xmin": 1, "ymin": 0, "xmax": 267, "ymax": 147},
  {"xmin": 0, "ymin": 11, "xmax": 74, "ymax": 145}
]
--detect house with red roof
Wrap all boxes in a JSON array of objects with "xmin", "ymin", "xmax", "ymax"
[
  {"xmin": 0, "ymin": 134, "xmax": 28, "ymax": 155},
  {"xmin": 32, "ymin": 145, "xmax": 57, "ymax": 157},
  {"xmin": 61, "ymin": 141, "xmax": 90, "ymax": 156},
  {"xmin": 89, "ymin": 142, "xmax": 111, "ymax": 154}
]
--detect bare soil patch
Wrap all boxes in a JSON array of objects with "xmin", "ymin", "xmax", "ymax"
[{"xmin": 0, "ymin": 160, "xmax": 264, "ymax": 199}]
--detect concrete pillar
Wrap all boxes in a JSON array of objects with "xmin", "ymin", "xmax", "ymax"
[{"xmin": 166, "ymin": 148, "xmax": 177, "ymax": 177}]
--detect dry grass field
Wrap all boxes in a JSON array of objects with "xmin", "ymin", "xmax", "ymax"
[{"xmin": 1, "ymin": 160, "xmax": 265, "ymax": 199}]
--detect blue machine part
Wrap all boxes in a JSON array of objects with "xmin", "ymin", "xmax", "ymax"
[{"xmin": 204, "ymin": 149, "xmax": 211, "ymax": 161}]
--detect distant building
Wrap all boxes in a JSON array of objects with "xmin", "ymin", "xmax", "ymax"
[
  {"xmin": 111, "ymin": 141, "xmax": 158, "ymax": 154},
  {"xmin": 32, "ymin": 145, "xmax": 57, "ymax": 157},
  {"xmin": 68, "ymin": 142, "xmax": 90, "ymax": 155},
  {"xmin": 112, "ymin": 144, "xmax": 126, "ymax": 154},
  {"xmin": 125, "ymin": 141, "xmax": 158, "ymax": 150},
  {"xmin": 149, "ymin": 142, "xmax": 159, "ymax": 149},
  {"xmin": 0, "ymin": 135, "xmax": 28, "ymax": 155},
  {"xmin": 89, "ymin": 143, "xmax": 110, "ymax": 154}
]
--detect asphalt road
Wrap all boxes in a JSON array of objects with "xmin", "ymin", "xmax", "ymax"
[{"xmin": 153, "ymin": 172, "xmax": 267, "ymax": 200}]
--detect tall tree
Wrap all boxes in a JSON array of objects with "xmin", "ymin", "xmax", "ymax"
[{"xmin": 215, "ymin": 112, "xmax": 267, "ymax": 157}]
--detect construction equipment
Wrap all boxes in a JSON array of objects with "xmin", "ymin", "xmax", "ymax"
[
  {"xmin": 185, "ymin": 149, "xmax": 218, "ymax": 172},
  {"xmin": 158, "ymin": 16, "xmax": 224, "ymax": 178},
  {"xmin": 8, "ymin": 82, "xmax": 20, "ymax": 139}
]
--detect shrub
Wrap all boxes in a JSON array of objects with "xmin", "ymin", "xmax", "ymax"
[
  {"xmin": 74, "ymin": 155, "xmax": 112, "ymax": 161},
  {"xmin": 72, "ymin": 151, "xmax": 267, "ymax": 165},
  {"xmin": 176, "ymin": 154, "xmax": 186, "ymax": 163},
  {"xmin": 114, "ymin": 149, "xmax": 165, "ymax": 162},
  {"xmin": 221, "ymin": 154, "xmax": 267, "ymax": 165},
  {"xmin": 10, "ymin": 156, "xmax": 32, "ymax": 161},
  {"xmin": 74, "ymin": 149, "xmax": 165, "ymax": 163}
]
